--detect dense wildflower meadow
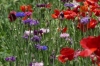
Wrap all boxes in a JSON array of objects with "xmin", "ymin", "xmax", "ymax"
[{"xmin": 1, "ymin": 0, "xmax": 100, "ymax": 66}]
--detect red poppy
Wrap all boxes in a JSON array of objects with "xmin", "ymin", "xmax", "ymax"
[
  {"xmin": 79, "ymin": 35, "xmax": 100, "ymax": 57},
  {"xmin": 61, "ymin": 26, "xmax": 67, "ymax": 33},
  {"xmin": 20, "ymin": 5, "xmax": 33, "ymax": 12},
  {"xmin": 22, "ymin": 16, "xmax": 28, "ymax": 20},
  {"xmin": 79, "ymin": 36, "xmax": 97, "ymax": 57},
  {"xmin": 76, "ymin": 0, "xmax": 84, "ymax": 2},
  {"xmin": 94, "ymin": 49, "xmax": 100, "ymax": 56},
  {"xmin": 80, "ymin": 12, "xmax": 86, "ymax": 17},
  {"xmin": 63, "ymin": 10, "xmax": 77, "ymax": 20},
  {"xmin": 88, "ymin": 19, "xmax": 98, "ymax": 29},
  {"xmin": 86, "ymin": 0, "xmax": 98, "ymax": 5},
  {"xmin": 93, "ymin": 9, "xmax": 100, "ymax": 16},
  {"xmin": 79, "ymin": 48, "xmax": 97, "ymax": 57},
  {"xmin": 80, "ymin": 36, "xmax": 96, "ymax": 49},
  {"xmin": 90, "ymin": 5, "xmax": 99, "ymax": 12},
  {"xmin": 57, "ymin": 26, "xmax": 67, "ymax": 33},
  {"xmin": 51, "ymin": 9, "xmax": 60, "ymax": 19},
  {"xmin": 73, "ymin": 5, "xmax": 80, "ymax": 14},
  {"xmin": 46, "ymin": 3, "xmax": 52, "ymax": 8},
  {"xmin": 83, "ymin": 1, "xmax": 89, "ymax": 6},
  {"xmin": 58, "ymin": 55, "xmax": 68, "ymax": 63},
  {"xmin": 58, "ymin": 47, "xmax": 75, "ymax": 63},
  {"xmin": 91, "ymin": 0, "xmax": 99, "ymax": 2},
  {"xmin": 97, "ymin": 56, "xmax": 100, "ymax": 65},
  {"xmin": 80, "ymin": 5, "xmax": 88, "ymax": 13},
  {"xmin": 8, "ymin": 11, "xmax": 16, "ymax": 22}
]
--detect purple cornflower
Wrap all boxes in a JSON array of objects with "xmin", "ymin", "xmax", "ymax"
[
  {"xmin": 31, "ymin": 35, "xmax": 41, "ymax": 42},
  {"xmin": 64, "ymin": 3, "xmax": 74, "ymax": 7},
  {"xmin": 23, "ymin": 19, "xmax": 39, "ymax": 26},
  {"xmin": 23, "ymin": 19, "xmax": 33, "ymax": 24},
  {"xmin": 29, "ymin": 62, "xmax": 32, "ymax": 66},
  {"xmin": 35, "ymin": 44, "xmax": 42, "ymax": 50},
  {"xmin": 5, "ymin": 57, "xmax": 9, "ymax": 61},
  {"xmin": 5, "ymin": 56, "xmax": 16, "ymax": 62},
  {"xmin": 39, "ymin": 30, "xmax": 43, "ymax": 35},
  {"xmin": 65, "ymin": 37, "xmax": 73, "ymax": 44},
  {"xmin": 31, "ymin": 20, "xmax": 39, "ymax": 25},
  {"xmin": 16, "ymin": 12, "xmax": 25, "ymax": 17},
  {"xmin": 25, "ymin": 12, "xmax": 32, "ymax": 16},
  {"xmin": 34, "ymin": 30, "xmax": 43, "ymax": 36},
  {"xmin": 22, "ymin": 34, "xmax": 29, "ymax": 39},
  {"xmin": 10, "ymin": 56, "xmax": 16, "ymax": 61},
  {"xmin": 35, "ymin": 44, "xmax": 48, "ymax": 50},
  {"xmin": 59, "ymin": 12, "xmax": 64, "ymax": 19},
  {"xmin": 80, "ymin": 17, "xmax": 90, "ymax": 24},
  {"xmin": 37, "ymin": 4, "xmax": 46, "ymax": 7},
  {"xmin": 34, "ymin": 30, "xmax": 39, "ymax": 35}
]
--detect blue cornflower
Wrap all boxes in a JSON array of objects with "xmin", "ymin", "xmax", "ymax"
[
  {"xmin": 16, "ymin": 12, "xmax": 25, "ymax": 17},
  {"xmin": 34, "ymin": 44, "xmax": 48, "ymax": 50},
  {"xmin": 41, "ymin": 46, "xmax": 48, "ymax": 50},
  {"xmin": 80, "ymin": 17, "xmax": 90, "ymax": 24},
  {"xmin": 64, "ymin": 3, "xmax": 74, "ymax": 7}
]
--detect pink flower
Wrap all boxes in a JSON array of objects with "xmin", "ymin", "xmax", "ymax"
[
  {"xmin": 60, "ymin": 33, "xmax": 69, "ymax": 38},
  {"xmin": 74, "ymin": 50, "xmax": 81, "ymax": 58},
  {"xmin": 25, "ymin": 12, "xmax": 32, "ymax": 16},
  {"xmin": 23, "ymin": 30, "xmax": 33, "ymax": 39},
  {"xmin": 31, "ymin": 62, "xmax": 44, "ymax": 66},
  {"xmin": 24, "ymin": 30, "xmax": 33, "ymax": 36},
  {"xmin": 72, "ymin": 0, "xmax": 80, "ymax": 8},
  {"xmin": 98, "ymin": 17, "xmax": 100, "ymax": 22},
  {"xmin": 40, "ymin": 28, "xmax": 50, "ymax": 33}
]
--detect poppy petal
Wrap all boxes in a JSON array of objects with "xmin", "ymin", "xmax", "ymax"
[
  {"xmin": 79, "ymin": 48, "xmax": 97, "ymax": 57},
  {"xmin": 61, "ymin": 27, "xmax": 67, "ymax": 33},
  {"xmin": 60, "ymin": 47, "xmax": 74, "ymax": 56},
  {"xmin": 58, "ymin": 55, "xmax": 68, "ymax": 63},
  {"xmin": 54, "ymin": 9, "xmax": 60, "ymax": 16},
  {"xmin": 51, "ymin": 14, "xmax": 58, "ymax": 19},
  {"xmin": 80, "ymin": 36, "xmax": 96, "ymax": 49}
]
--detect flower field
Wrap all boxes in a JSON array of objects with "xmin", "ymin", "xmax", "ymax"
[{"xmin": 0, "ymin": 0, "xmax": 100, "ymax": 66}]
